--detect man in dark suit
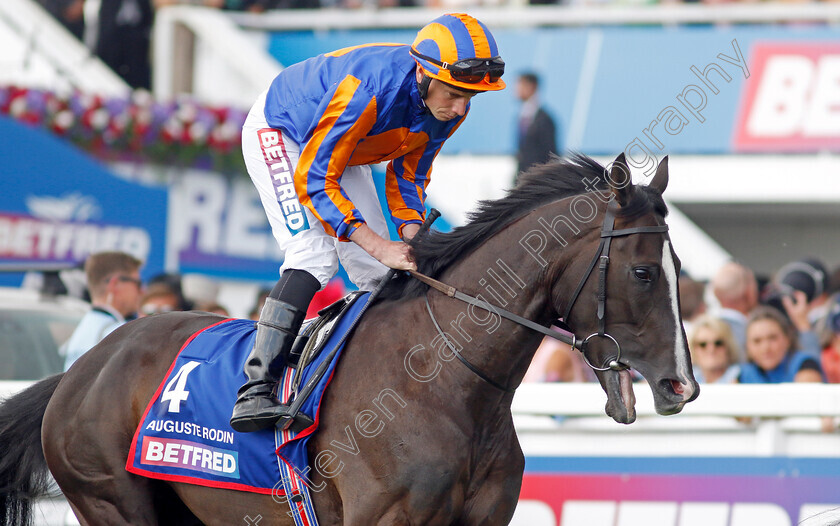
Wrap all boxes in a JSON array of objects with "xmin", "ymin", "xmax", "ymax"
[{"xmin": 515, "ymin": 72, "xmax": 559, "ymax": 183}]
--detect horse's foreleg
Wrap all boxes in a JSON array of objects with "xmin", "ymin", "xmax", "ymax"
[
  {"xmin": 458, "ymin": 466, "xmax": 523, "ymax": 526},
  {"xmin": 457, "ymin": 432, "xmax": 524, "ymax": 526}
]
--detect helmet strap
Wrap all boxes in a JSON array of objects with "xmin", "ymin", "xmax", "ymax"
[{"xmin": 418, "ymin": 73, "xmax": 432, "ymax": 100}]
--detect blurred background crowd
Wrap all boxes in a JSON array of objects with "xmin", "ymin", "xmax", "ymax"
[{"xmin": 525, "ymin": 256, "xmax": 840, "ymax": 390}]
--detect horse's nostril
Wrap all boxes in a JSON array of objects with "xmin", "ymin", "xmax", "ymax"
[
  {"xmin": 659, "ymin": 378, "xmax": 686, "ymax": 398},
  {"xmin": 671, "ymin": 379, "xmax": 684, "ymax": 396}
]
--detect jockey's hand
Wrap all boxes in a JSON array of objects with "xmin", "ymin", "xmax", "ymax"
[
  {"xmin": 349, "ymin": 223, "xmax": 417, "ymax": 271},
  {"xmin": 376, "ymin": 241, "xmax": 416, "ymax": 270}
]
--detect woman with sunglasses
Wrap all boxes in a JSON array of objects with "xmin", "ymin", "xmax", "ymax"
[
  {"xmin": 688, "ymin": 315, "xmax": 741, "ymax": 384},
  {"xmin": 232, "ymin": 13, "xmax": 506, "ymax": 432}
]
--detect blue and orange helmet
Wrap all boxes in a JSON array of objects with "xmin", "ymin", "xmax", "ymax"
[{"xmin": 410, "ymin": 13, "xmax": 505, "ymax": 93}]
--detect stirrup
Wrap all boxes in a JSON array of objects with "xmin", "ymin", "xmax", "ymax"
[
  {"xmin": 277, "ymin": 411, "xmax": 315, "ymax": 433},
  {"xmin": 230, "ymin": 399, "xmax": 292, "ymax": 433}
]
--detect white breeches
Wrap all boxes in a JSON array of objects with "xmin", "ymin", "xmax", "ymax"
[{"xmin": 242, "ymin": 91, "xmax": 390, "ymax": 290}]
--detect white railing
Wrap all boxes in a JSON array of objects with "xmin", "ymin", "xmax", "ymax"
[
  {"xmin": 513, "ymin": 382, "xmax": 840, "ymax": 418},
  {"xmin": 227, "ymin": 3, "xmax": 840, "ymax": 31},
  {"xmin": 512, "ymin": 383, "xmax": 840, "ymax": 457}
]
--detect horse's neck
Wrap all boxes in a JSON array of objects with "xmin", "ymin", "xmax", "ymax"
[{"xmin": 429, "ymin": 198, "xmax": 601, "ymax": 398}]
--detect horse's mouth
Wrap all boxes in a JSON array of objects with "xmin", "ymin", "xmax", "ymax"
[
  {"xmin": 654, "ymin": 377, "xmax": 700, "ymax": 415},
  {"xmin": 603, "ymin": 369, "xmax": 699, "ymax": 424}
]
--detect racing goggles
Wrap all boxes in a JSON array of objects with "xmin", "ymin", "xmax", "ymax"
[{"xmin": 411, "ymin": 49, "xmax": 505, "ymax": 83}]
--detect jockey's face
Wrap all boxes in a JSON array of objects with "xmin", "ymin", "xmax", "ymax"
[{"xmin": 418, "ymin": 70, "xmax": 476, "ymax": 122}]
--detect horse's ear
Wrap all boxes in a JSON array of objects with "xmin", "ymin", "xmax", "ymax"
[
  {"xmin": 608, "ymin": 152, "xmax": 634, "ymax": 206},
  {"xmin": 649, "ymin": 156, "xmax": 669, "ymax": 194}
]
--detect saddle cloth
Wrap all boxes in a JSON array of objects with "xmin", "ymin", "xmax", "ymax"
[{"xmin": 126, "ymin": 292, "xmax": 371, "ymax": 495}]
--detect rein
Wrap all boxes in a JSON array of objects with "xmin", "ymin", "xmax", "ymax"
[{"xmin": 410, "ymin": 199, "xmax": 669, "ymax": 392}]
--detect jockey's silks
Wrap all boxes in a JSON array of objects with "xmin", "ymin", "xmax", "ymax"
[{"xmin": 263, "ymin": 44, "xmax": 467, "ymax": 240}]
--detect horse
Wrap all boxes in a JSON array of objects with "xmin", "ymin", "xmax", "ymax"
[{"xmin": 0, "ymin": 153, "xmax": 698, "ymax": 525}]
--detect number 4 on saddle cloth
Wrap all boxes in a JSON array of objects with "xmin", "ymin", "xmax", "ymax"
[{"xmin": 126, "ymin": 292, "xmax": 369, "ymax": 504}]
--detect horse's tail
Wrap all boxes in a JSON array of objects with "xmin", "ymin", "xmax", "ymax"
[{"xmin": 0, "ymin": 373, "xmax": 63, "ymax": 526}]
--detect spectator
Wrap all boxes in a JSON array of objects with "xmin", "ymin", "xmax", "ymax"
[
  {"xmin": 240, "ymin": 0, "xmax": 319, "ymax": 10},
  {"xmin": 764, "ymin": 258, "xmax": 831, "ymax": 326},
  {"xmin": 710, "ymin": 261, "xmax": 758, "ymax": 359},
  {"xmin": 139, "ymin": 283, "xmax": 182, "ymax": 317},
  {"xmin": 147, "ymin": 273, "xmax": 192, "ymax": 310},
  {"xmin": 738, "ymin": 306, "xmax": 824, "ymax": 384},
  {"xmin": 94, "ymin": 0, "xmax": 154, "ymax": 89},
  {"xmin": 193, "ymin": 301, "xmax": 231, "ymax": 316},
  {"xmin": 154, "ymin": 0, "xmax": 224, "ymax": 7},
  {"xmin": 818, "ymin": 297, "xmax": 840, "ymax": 383},
  {"xmin": 514, "ymin": 72, "xmax": 558, "ymax": 183},
  {"xmin": 688, "ymin": 315, "xmax": 740, "ymax": 383},
  {"xmin": 64, "ymin": 251, "xmax": 144, "ymax": 371},
  {"xmin": 182, "ymin": 274, "xmax": 222, "ymax": 312},
  {"xmin": 248, "ymin": 287, "xmax": 271, "ymax": 321},
  {"xmin": 35, "ymin": 0, "xmax": 85, "ymax": 40},
  {"xmin": 524, "ymin": 333, "xmax": 593, "ymax": 383},
  {"xmin": 761, "ymin": 258, "xmax": 830, "ymax": 358},
  {"xmin": 829, "ymin": 264, "xmax": 840, "ymax": 297},
  {"xmin": 679, "ymin": 274, "xmax": 707, "ymax": 334}
]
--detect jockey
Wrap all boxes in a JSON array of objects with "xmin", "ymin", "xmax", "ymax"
[{"xmin": 230, "ymin": 13, "xmax": 506, "ymax": 433}]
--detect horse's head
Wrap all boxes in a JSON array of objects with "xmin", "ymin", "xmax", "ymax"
[{"xmin": 552, "ymin": 154, "xmax": 699, "ymax": 424}]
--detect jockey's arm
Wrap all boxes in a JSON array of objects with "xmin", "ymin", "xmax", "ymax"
[
  {"xmin": 401, "ymin": 223, "xmax": 420, "ymax": 241},
  {"xmin": 349, "ymin": 223, "xmax": 416, "ymax": 271}
]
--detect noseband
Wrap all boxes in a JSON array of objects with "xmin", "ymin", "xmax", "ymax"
[{"xmin": 411, "ymin": 198, "xmax": 668, "ymax": 391}]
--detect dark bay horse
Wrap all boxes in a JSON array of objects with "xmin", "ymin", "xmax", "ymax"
[{"xmin": 1, "ymin": 154, "xmax": 698, "ymax": 525}]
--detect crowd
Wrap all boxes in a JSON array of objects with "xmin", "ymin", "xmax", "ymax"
[
  {"xmin": 524, "ymin": 257, "xmax": 840, "ymax": 393},
  {"xmin": 58, "ymin": 250, "xmax": 347, "ymax": 371}
]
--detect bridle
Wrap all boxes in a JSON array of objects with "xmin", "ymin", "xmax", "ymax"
[
  {"xmin": 560, "ymin": 198, "xmax": 669, "ymax": 371},
  {"xmin": 412, "ymin": 198, "xmax": 669, "ymax": 392}
]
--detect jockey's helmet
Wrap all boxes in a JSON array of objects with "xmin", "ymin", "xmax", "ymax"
[{"xmin": 410, "ymin": 13, "xmax": 506, "ymax": 94}]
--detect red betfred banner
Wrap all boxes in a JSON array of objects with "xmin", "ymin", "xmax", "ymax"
[{"xmin": 734, "ymin": 42, "xmax": 840, "ymax": 152}]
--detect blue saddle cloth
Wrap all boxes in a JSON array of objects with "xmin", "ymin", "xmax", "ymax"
[{"xmin": 127, "ymin": 293, "xmax": 370, "ymax": 494}]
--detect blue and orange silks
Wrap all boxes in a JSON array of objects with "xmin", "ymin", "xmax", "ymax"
[{"xmin": 263, "ymin": 44, "xmax": 467, "ymax": 241}]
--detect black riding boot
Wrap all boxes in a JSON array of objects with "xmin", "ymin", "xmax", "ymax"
[{"xmin": 229, "ymin": 297, "xmax": 306, "ymax": 433}]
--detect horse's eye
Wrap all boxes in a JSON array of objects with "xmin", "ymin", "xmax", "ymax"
[{"xmin": 634, "ymin": 267, "xmax": 653, "ymax": 282}]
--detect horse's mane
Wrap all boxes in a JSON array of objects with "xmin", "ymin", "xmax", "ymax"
[{"xmin": 378, "ymin": 153, "xmax": 668, "ymax": 301}]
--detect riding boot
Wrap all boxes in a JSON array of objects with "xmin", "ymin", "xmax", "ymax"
[{"xmin": 229, "ymin": 297, "xmax": 306, "ymax": 433}]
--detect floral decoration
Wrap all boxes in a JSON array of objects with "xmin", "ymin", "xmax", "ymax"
[{"xmin": 0, "ymin": 85, "xmax": 249, "ymax": 176}]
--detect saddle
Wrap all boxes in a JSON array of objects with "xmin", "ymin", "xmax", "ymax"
[{"xmin": 279, "ymin": 291, "xmax": 367, "ymax": 432}]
